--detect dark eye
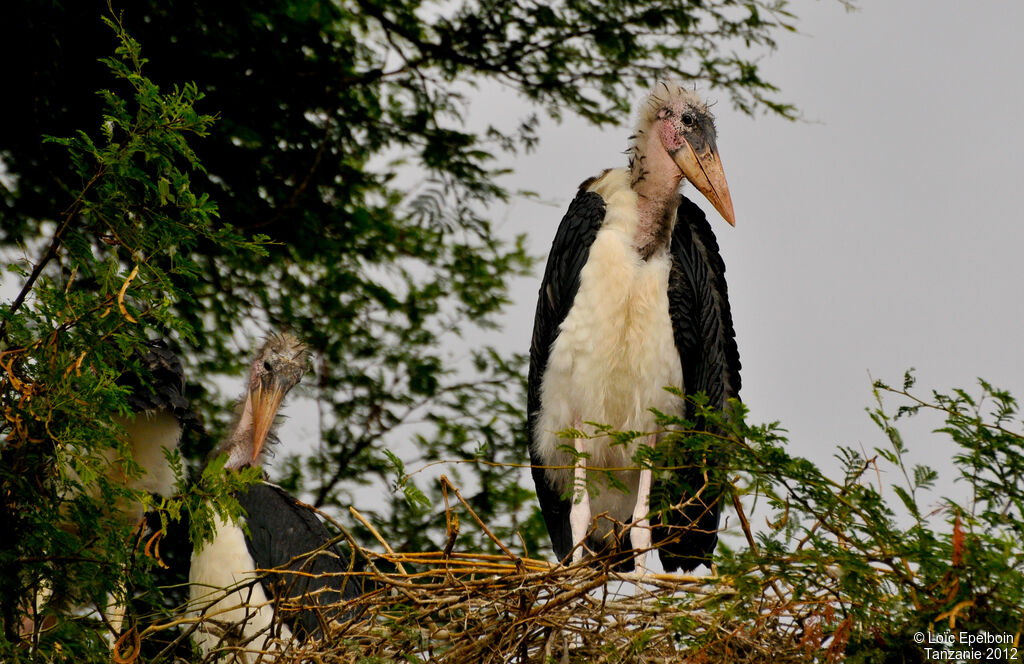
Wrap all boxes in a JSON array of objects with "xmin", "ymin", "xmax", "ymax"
[
  {"xmin": 681, "ymin": 113, "xmax": 695, "ymax": 127},
  {"xmin": 263, "ymin": 360, "xmax": 273, "ymax": 372}
]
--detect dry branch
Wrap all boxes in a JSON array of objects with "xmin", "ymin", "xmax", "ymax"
[{"xmin": 156, "ymin": 476, "xmax": 841, "ymax": 664}]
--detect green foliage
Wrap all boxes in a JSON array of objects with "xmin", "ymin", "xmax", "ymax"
[{"xmin": 645, "ymin": 375, "xmax": 1024, "ymax": 661}]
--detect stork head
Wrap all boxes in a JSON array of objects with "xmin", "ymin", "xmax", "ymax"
[
  {"xmin": 219, "ymin": 332, "xmax": 310, "ymax": 469},
  {"xmin": 640, "ymin": 83, "xmax": 736, "ymax": 226}
]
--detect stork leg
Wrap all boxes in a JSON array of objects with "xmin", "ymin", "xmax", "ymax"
[
  {"xmin": 106, "ymin": 588, "xmax": 127, "ymax": 637},
  {"xmin": 569, "ymin": 427, "xmax": 590, "ymax": 564},
  {"xmin": 629, "ymin": 434, "xmax": 656, "ymax": 576}
]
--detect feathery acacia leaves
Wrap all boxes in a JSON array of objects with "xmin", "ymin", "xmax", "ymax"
[{"xmin": 645, "ymin": 376, "xmax": 1024, "ymax": 661}]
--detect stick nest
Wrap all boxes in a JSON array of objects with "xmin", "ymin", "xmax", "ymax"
[{"xmin": 140, "ymin": 478, "xmax": 816, "ymax": 664}]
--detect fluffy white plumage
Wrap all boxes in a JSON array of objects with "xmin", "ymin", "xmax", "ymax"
[
  {"xmin": 188, "ymin": 516, "xmax": 293, "ymax": 660},
  {"xmin": 108, "ymin": 411, "xmax": 182, "ymax": 519},
  {"xmin": 535, "ymin": 169, "xmax": 683, "ymax": 540}
]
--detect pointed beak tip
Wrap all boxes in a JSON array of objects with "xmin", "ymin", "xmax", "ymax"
[
  {"xmin": 723, "ymin": 209, "xmax": 736, "ymax": 227},
  {"xmin": 674, "ymin": 140, "xmax": 738, "ymax": 229},
  {"xmin": 709, "ymin": 190, "xmax": 736, "ymax": 228},
  {"xmin": 250, "ymin": 428, "xmax": 267, "ymax": 464}
]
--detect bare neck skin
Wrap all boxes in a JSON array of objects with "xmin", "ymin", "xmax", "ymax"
[
  {"xmin": 213, "ymin": 393, "xmax": 259, "ymax": 470},
  {"xmin": 630, "ymin": 128, "xmax": 682, "ymax": 260}
]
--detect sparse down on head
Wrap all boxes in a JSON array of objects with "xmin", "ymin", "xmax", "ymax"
[
  {"xmin": 632, "ymin": 82, "xmax": 736, "ymax": 226},
  {"xmin": 216, "ymin": 332, "xmax": 310, "ymax": 470}
]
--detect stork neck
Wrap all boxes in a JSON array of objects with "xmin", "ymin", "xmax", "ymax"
[
  {"xmin": 214, "ymin": 395, "xmax": 258, "ymax": 470},
  {"xmin": 630, "ymin": 130, "xmax": 682, "ymax": 259}
]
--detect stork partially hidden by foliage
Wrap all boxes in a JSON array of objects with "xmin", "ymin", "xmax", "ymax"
[
  {"xmin": 19, "ymin": 341, "xmax": 198, "ymax": 639},
  {"xmin": 113, "ymin": 340, "xmax": 198, "ymax": 516},
  {"xmin": 528, "ymin": 83, "xmax": 741, "ymax": 575},
  {"xmin": 189, "ymin": 334, "xmax": 363, "ymax": 659}
]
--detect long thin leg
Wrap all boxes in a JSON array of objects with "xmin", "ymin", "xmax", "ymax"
[
  {"xmin": 106, "ymin": 587, "xmax": 127, "ymax": 636},
  {"xmin": 629, "ymin": 434, "xmax": 656, "ymax": 575},
  {"xmin": 569, "ymin": 435, "xmax": 590, "ymax": 564}
]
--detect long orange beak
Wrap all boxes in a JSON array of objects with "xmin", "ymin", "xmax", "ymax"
[
  {"xmin": 248, "ymin": 381, "xmax": 286, "ymax": 463},
  {"xmin": 674, "ymin": 140, "xmax": 736, "ymax": 226}
]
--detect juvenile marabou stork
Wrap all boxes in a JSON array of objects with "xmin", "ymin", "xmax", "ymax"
[
  {"xmin": 189, "ymin": 334, "xmax": 362, "ymax": 658},
  {"xmin": 113, "ymin": 340, "xmax": 199, "ymax": 518},
  {"xmin": 20, "ymin": 341, "xmax": 197, "ymax": 638},
  {"xmin": 528, "ymin": 83, "xmax": 741, "ymax": 575}
]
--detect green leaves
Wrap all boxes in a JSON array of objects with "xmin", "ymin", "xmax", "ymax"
[
  {"xmin": 383, "ymin": 448, "xmax": 431, "ymax": 513},
  {"xmin": 0, "ymin": 16, "xmax": 268, "ymax": 661},
  {"xmin": 673, "ymin": 377, "xmax": 1024, "ymax": 662}
]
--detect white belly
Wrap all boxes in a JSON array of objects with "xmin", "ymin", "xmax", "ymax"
[
  {"xmin": 535, "ymin": 203, "xmax": 683, "ymax": 523},
  {"xmin": 188, "ymin": 516, "xmax": 292, "ymax": 660},
  {"xmin": 112, "ymin": 411, "xmax": 182, "ymax": 494}
]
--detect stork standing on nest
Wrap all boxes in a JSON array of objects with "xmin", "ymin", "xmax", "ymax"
[
  {"xmin": 189, "ymin": 333, "xmax": 363, "ymax": 659},
  {"xmin": 528, "ymin": 83, "xmax": 741, "ymax": 575}
]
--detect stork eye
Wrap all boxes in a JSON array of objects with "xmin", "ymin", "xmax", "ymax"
[{"xmin": 681, "ymin": 113, "xmax": 695, "ymax": 127}]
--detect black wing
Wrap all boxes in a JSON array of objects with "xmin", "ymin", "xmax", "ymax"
[
  {"xmin": 655, "ymin": 195, "xmax": 742, "ymax": 572},
  {"xmin": 236, "ymin": 483, "xmax": 365, "ymax": 640},
  {"xmin": 527, "ymin": 188, "xmax": 606, "ymax": 563}
]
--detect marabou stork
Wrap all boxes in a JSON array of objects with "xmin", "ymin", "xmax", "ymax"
[
  {"xmin": 528, "ymin": 83, "xmax": 741, "ymax": 575},
  {"xmin": 20, "ymin": 341, "xmax": 197, "ymax": 637},
  {"xmin": 113, "ymin": 340, "xmax": 198, "ymax": 519},
  {"xmin": 189, "ymin": 333, "xmax": 363, "ymax": 659},
  {"xmin": 104, "ymin": 341, "xmax": 198, "ymax": 630}
]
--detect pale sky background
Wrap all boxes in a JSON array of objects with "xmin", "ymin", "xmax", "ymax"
[{"xmin": 474, "ymin": 0, "xmax": 1024, "ymax": 514}]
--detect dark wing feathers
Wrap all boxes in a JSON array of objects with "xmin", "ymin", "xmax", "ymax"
[
  {"xmin": 120, "ymin": 340, "xmax": 201, "ymax": 428},
  {"xmin": 669, "ymin": 196, "xmax": 741, "ymax": 411},
  {"xmin": 655, "ymin": 195, "xmax": 741, "ymax": 572},
  {"xmin": 527, "ymin": 189, "xmax": 606, "ymax": 563},
  {"xmin": 236, "ymin": 483, "xmax": 365, "ymax": 640}
]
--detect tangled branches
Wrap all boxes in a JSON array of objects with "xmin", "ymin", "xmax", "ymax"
[{"xmin": 170, "ymin": 475, "xmax": 823, "ymax": 664}]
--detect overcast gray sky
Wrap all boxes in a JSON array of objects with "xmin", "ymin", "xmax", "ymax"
[{"xmin": 477, "ymin": 0, "xmax": 1024, "ymax": 497}]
